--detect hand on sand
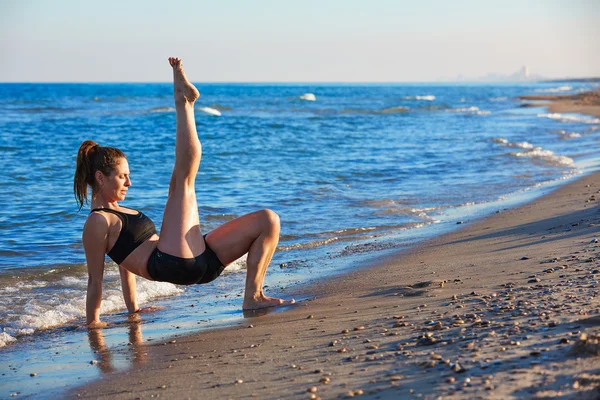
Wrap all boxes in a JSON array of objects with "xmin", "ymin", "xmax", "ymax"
[
  {"xmin": 86, "ymin": 321, "xmax": 108, "ymax": 330},
  {"xmin": 136, "ymin": 305, "xmax": 165, "ymax": 314}
]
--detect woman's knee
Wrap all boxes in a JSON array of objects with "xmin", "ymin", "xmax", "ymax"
[{"xmin": 259, "ymin": 209, "xmax": 280, "ymax": 234}]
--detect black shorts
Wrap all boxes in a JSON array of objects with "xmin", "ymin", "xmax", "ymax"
[{"xmin": 147, "ymin": 235, "xmax": 225, "ymax": 285}]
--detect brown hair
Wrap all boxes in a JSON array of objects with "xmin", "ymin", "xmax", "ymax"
[{"xmin": 74, "ymin": 140, "xmax": 126, "ymax": 210}]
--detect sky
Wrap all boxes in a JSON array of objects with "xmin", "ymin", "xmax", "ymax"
[{"xmin": 1, "ymin": 0, "xmax": 599, "ymax": 82}]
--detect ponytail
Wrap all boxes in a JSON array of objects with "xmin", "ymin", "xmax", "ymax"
[{"xmin": 74, "ymin": 140, "xmax": 126, "ymax": 210}]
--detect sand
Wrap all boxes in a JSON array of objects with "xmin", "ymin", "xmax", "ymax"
[
  {"xmin": 67, "ymin": 97, "xmax": 600, "ymax": 400},
  {"xmin": 519, "ymin": 89, "xmax": 600, "ymax": 118}
]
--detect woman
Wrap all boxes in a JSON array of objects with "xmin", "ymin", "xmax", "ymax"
[{"xmin": 74, "ymin": 57, "xmax": 294, "ymax": 329}]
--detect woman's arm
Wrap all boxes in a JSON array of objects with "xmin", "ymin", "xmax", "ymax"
[
  {"xmin": 82, "ymin": 214, "xmax": 109, "ymax": 328},
  {"xmin": 119, "ymin": 266, "xmax": 139, "ymax": 313}
]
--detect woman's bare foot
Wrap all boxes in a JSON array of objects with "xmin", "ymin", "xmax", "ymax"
[
  {"xmin": 243, "ymin": 291, "xmax": 295, "ymax": 310},
  {"xmin": 168, "ymin": 57, "xmax": 200, "ymax": 104}
]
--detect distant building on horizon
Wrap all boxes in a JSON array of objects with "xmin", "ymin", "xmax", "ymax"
[{"xmin": 454, "ymin": 65, "xmax": 544, "ymax": 82}]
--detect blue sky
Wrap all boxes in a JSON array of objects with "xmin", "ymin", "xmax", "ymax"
[{"xmin": 1, "ymin": 0, "xmax": 599, "ymax": 82}]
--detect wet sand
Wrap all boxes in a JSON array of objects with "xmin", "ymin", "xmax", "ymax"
[
  {"xmin": 66, "ymin": 173, "xmax": 600, "ymax": 399},
  {"xmin": 67, "ymin": 97, "xmax": 600, "ymax": 399}
]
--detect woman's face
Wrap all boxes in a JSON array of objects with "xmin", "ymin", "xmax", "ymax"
[{"xmin": 97, "ymin": 158, "xmax": 131, "ymax": 202}]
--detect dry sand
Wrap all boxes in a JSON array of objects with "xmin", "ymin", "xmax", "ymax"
[{"xmin": 69, "ymin": 96, "xmax": 600, "ymax": 399}]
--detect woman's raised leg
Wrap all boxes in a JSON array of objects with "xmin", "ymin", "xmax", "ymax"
[
  {"xmin": 205, "ymin": 210, "xmax": 295, "ymax": 310},
  {"xmin": 158, "ymin": 57, "xmax": 204, "ymax": 258}
]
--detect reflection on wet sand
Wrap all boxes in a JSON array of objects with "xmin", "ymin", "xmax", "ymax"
[{"xmin": 86, "ymin": 313, "xmax": 148, "ymax": 374}]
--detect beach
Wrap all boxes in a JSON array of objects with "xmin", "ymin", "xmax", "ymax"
[
  {"xmin": 69, "ymin": 164, "xmax": 600, "ymax": 397},
  {"xmin": 519, "ymin": 88, "xmax": 600, "ymax": 118},
  {"xmin": 2, "ymin": 83, "xmax": 600, "ymax": 399}
]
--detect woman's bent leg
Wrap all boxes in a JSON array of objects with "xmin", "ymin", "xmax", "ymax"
[
  {"xmin": 205, "ymin": 210, "xmax": 295, "ymax": 309},
  {"xmin": 158, "ymin": 57, "xmax": 204, "ymax": 258}
]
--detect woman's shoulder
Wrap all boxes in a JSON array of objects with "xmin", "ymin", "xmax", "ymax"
[
  {"xmin": 82, "ymin": 212, "xmax": 111, "ymax": 243},
  {"xmin": 85, "ymin": 211, "xmax": 112, "ymax": 227}
]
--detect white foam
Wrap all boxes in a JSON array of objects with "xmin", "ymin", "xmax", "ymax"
[
  {"xmin": 149, "ymin": 106, "xmax": 175, "ymax": 113},
  {"xmin": 198, "ymin": 107, "xmax": 222, "ymax": 116},
  {"xmin": 510, "ymin": 141, "xmax": 534, "ymax": 149},
  {"xmin": 279, "ymin": 237, "xmax": 339, "ymax": 251},
  {"xmin": 510, "ymin": 148, "xmax": 575, "ymax": 166},
  {"xmin": 493, "ymin": 139, "xmax": 575, "ymax": 167},
  {"xmin": 534, "ymin": 86, "xmax": 572, "ymax": 93},
  {"xmin": 447, "ymin": 106, "xmax": 480, "ymax": 113},
  {"xmin": 538, "ymin": 113, "xmax": 600, "ymax": 124},
  {"xmin": 299, "ymin": 93, "xmax": 316, "ymax": 101},
  {"xmin": 494, "ymin": 138, "xmax": 539, "ymax": 150},
  {"xmin": 490, "ymin": 97, "xmax": 508, "ymax": 101},
  {"xmin": 0, "ymin": 331, "xmax": 17, "ymax": 348},
  {"xmin": 0, "ymin": 273, "xmax": 184, "ymax": 345},
  {"xmin": 555, "ymin": 130, "xmax": 582, "ymax": 139},
  {"xmin": 404, "ymin": 95, "xmax": 435, "ymax": 101}
]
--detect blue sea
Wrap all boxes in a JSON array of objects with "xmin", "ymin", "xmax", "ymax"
[{"xmin": 1, "ymin": 82, "xmax": 599, "ymax": 397}]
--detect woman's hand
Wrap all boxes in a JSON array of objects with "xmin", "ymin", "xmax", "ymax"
[
  {"xmin": 86, "ymin": 320, "xmax": 109, "ymax": 329},
  {"xmin": 136, "ymin": 305, "xmax": 165, "ymax": 314}
]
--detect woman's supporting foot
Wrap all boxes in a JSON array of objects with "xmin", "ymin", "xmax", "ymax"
[
  {"xmin": 168, "ymin": 57, "xmax": 200, "ymax": 104},
  {"xmin": 243, "ymin": 291, "xmax": 295, "ymax": 310}
]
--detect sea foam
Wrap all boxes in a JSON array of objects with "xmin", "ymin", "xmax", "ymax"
[
  {"xmin": 198, "ymin": 107, "xmax": 222, "ymax": 116},
  {"xmin": 299, "ymin": 93, "xmax": 316, "ymax": 101},
  {"xmin": 492, "ymin": 138, "xmax": 574, "ymax": 167},
  {"xmin": 0, "ymin": 269, "xmax": 184, "ymax": 346},
  {"xmin": 534, "ymin": 86, "xmax": 573, "ymax": 93},
  {"xmin": 538, "ymin": 113, "xmax": 600, "ymax": 124},
  {"xmin": 403, "ymin": 95, "xmax": 436, "ymax": 101}
]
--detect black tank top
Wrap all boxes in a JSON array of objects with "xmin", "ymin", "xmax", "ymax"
[{"xmin": 90, "ymin": 208, "xmax": 157, "ymax": 265}]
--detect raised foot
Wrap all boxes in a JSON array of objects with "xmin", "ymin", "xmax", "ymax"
[
  {"xmin": 242, "ymin": 294, "xmax": 296, "ymax": 310},
  {"xmin": 168, "ymin": 57, "xmax": 200, "ymax": 104}
]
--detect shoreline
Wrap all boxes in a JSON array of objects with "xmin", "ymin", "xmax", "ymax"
[
  {"xmin": 518, "ymin": 88, "xmax": 600, "ymax": 118},
  {"xmin": 68, "ymin": 173, "xmax": 600, "ymax": 398},
  {"xmin": 64, "ymin": 92, "xmax": 600, "ymax": 400}
]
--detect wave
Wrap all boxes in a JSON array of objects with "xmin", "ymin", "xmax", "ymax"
[
  {"xmin": 380, "ymin": 106, "xmax": 410, "ymax": 114},
  {"xmin": 534, "ymin": 86, "xmax": 573, "ymax": 93},
  {"xmin": 538, "ymin": 113, "xmax": 600, "ymax": 124},
  {"xmin": 446, "ymin": 106, "xmax": 490, "ymax": 115},
  {"xmin": 554, "ymin": 130, "xmax": 582, "ymax": 139},
  {"xmin": 492, "ymin": 138, "xmax": 534, "ymax": 149},
  {"xmin": 489, "ymin": 97, "xmax": 508, "ymax": 101},
  {"xmin": 510, "ymin": 148, "xmax": 574, "ymax": 166},
  {"xmin": 209, "ymin": 104, "xmax": 232, "ymax": 111},
  {"xmin": 403, "ymin": 95, "xmax": 435, "ymax": 101},
  {"xmin": 0, "ymin": 265, "xmax": 184, "ymax": 347},
  {"xmin": 198, "ymin": 107, "xmax": 222, "ymax": 116},
  {"xmin": 299, "ymin": 93, "xmax": 316, "ymax": 101},
  {"xmin": 492, "ymin": 138, "xmax": 574, "ymax": 167},
  {"xmin": 148, "ymin": 106, "xmax": 175, "ymax": 113},
  {"xmin": 16, "ymin": 106, "xmax": 74, "ymax": 113},
  {"xmin": 0, "ymin": 332, "xmax": 17, "ymax": 348}
]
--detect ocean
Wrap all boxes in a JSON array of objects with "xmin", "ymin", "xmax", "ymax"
[{"xmin": 1, "ymin": 82, "xmax": 599, "ymax": 397}]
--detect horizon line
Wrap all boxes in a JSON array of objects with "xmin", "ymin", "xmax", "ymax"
[{"xmin": 1, "ymin": 78, "xmax": 599, "ymax": 85}]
